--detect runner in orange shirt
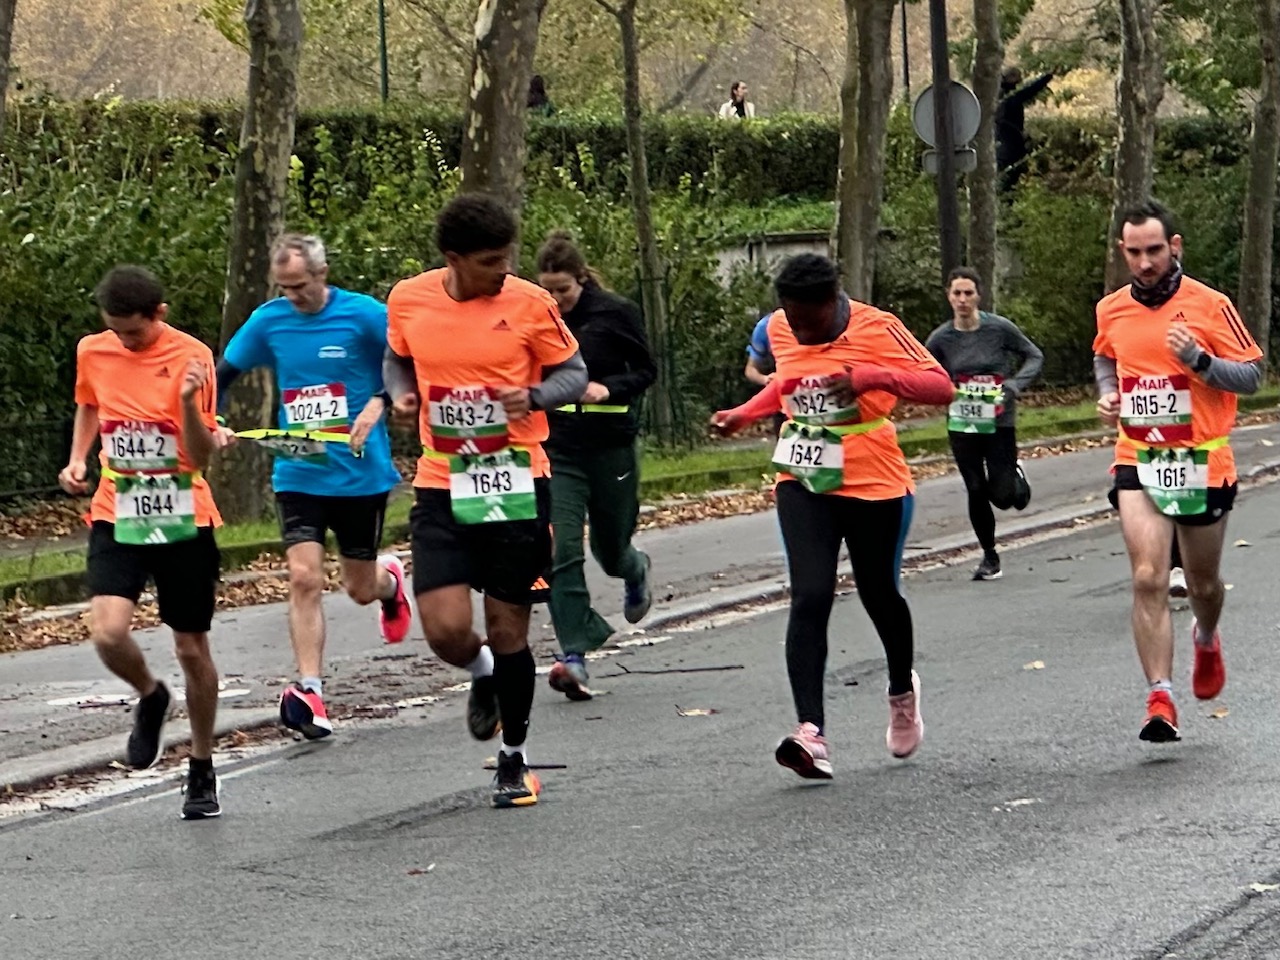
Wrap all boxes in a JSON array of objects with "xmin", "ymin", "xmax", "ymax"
[
  {"xmin": 711, "ymin": 254, "xmax": 954, "ymax": 780},
  {"xmin": 1094, "ymin": 200, "xmax": 1263, "ymax": 743},
  {"xmin": 57, "ymin": 265, "xmax": 224, "ymax": 819},
  {"xmin": 384, "ymin": 194, "xmax": 587, "ymax": 808}
]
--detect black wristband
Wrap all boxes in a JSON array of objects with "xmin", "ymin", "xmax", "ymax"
[
  {"xmin": 1193, "ymin": 351, "xmax": 1212, "ymax": 374},
  {"xmin": 377, "ymin": 391, "xmax": 392, "ymax": 408}
]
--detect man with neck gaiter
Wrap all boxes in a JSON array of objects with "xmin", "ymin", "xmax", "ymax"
[{"xmin": 1093, "ymin": 200, "xmax": 1263, "ymax": 744}]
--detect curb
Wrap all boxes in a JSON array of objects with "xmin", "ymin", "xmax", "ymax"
[
  {"xmin": 8, "ymin": 456, "xmax": 1280, "ymax": 794},
  {"xmin": 0, "ymin": 707, "xmax": 279, "ymax": 793}
]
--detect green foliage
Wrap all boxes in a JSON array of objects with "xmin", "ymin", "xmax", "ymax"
[{"xmin": 0, "ymin": 99, "xmax": 1269, "ymax": 483}]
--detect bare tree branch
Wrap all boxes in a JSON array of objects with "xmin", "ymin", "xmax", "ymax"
[
  {"xmin": 748, "ymin": 17, "xmax": 837, "ymax": 92},
  {"xmin": 402, "ymin": 0, "xmax": 471, "ymax": 55}
]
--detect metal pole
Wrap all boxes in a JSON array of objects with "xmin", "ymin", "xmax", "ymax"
[
  {"xmin": 900, "ymin": 0, "xmax": 911, "ymax": 103},
  {"xmin": 928, "ymin": 0, "xmax": 962, "ymax": 281},
  {"xmin": 378, "ymin": 0, "xmax": 390, "ymax": 103}
]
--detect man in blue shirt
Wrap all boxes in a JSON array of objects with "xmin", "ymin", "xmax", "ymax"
[
  {"xmin": 217, "ymin": 234, "xmax": 410, "ymax": 740},
  {"xmin": 744, "ymin": 313, "xmax": 774, "ymax": 387}
]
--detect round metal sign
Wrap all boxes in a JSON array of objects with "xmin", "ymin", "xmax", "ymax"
[{"xmin": 912, "ymin": 81, "xmax": 982, "ymax": 148}]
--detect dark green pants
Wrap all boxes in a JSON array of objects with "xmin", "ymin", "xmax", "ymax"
[{"xmin": 548, "ymin": 444, "xmax": 646, "ymax": 655}]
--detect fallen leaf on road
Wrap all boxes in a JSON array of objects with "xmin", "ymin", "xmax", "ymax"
[
  {"xmin": 1210, "ymin": 707, "xmax": 1229, "ymax": 719},
  {"xmin": 1260, "ymin": 439, "xmax": 1275, "ymax": 447},
  {"xmin": 1249, "ymin": 883, "xmax": 1279, "ymax": 893},
  {"xmin": 407, "ymin": 864, "xmax": 436, "ymax": 876},
  {"xmin": 1234, "ymin": 539, "xmax": 1251, "ymax": 548},
  {"xmin": 1023, "ymin": 661, "xmax": 1046, "ymax": 671},
  {"xmin": 1225, "ymin": 584, "xmax": 1235, "ymax": 591},
  {"xmin": 675, "ymin": 705, "xmax": 718, "ymax": 717}
]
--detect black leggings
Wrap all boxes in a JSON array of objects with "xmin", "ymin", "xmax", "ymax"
[
  {"xmin": 949, "ymin": 427, "xmax": 1028, "ymax": 553},
  {"xmin": 776, "ymin": 481, "xmax": 915, "ymax": 732}
]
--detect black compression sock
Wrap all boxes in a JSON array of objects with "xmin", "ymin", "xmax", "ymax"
[{"xmin": 493, "ymin": 647, "xmax": 536, "ymax": 749}]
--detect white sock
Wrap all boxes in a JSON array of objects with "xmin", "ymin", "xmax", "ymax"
[
  {"xmin": 1150, "ymin": 679, "xmax": 1173, "ymax": 695},
  {"xmin": 300, "ymin": 677, "xmax": 323, "ymax": 696},
  {"xmin": 465, "ymin": 645, "xmax": 494, "ymax": 679},
  {"xmin": 500, "ymin": 741, "xmax": 526, "ymax": 761}
]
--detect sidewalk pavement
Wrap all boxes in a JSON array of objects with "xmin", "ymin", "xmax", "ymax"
[{"xmin": 5, "ymin": 420, "xmax": 1280, "ymax": 788}]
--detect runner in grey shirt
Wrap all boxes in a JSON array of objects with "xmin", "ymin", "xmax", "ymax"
[{"xmin": 925, "ymin": 266, "xmax": 1043, "ymax": 581}]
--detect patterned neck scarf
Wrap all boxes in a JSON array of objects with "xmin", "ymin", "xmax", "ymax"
[{"xmin": 1131, "ymin": 260, "xmax": 1184, "ymax": 309}]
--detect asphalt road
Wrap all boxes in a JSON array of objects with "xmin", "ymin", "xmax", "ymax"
[
  {"xmin": 14, "ymin": 421, "xmax": 1280, "ymax": 769},
  {"xmin": 5, "ymin": 475, "xmax": 1280, "ymax": 958}
]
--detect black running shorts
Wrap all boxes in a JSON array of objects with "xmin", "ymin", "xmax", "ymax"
[
  {"xmin": 409, "ymin": 479, "xmax": 552, "ymax": 605},
  {"xmin": 1108, "ymin": 465, "xmax": 1237, "ymax": 527},
  {"xmin": 85, "ymin": 522, "xmax": 221, "ymax": 633},
  {"xmin": 274, "ymin": 491, "xmax": 390, "ymax": 561}
]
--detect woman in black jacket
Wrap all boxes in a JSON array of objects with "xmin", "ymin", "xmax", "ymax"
[{"xmin": 536, "ymin": 232, "xmax": 657, "ymax": 701}]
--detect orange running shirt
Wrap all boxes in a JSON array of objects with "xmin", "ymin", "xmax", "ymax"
[
  {"xmin": 1093, "ymin": 276, "xmax": 1262, "ymax": 485},
  {"xmin": 387, "ymin": 269, "xmax": 579, "ymax": 489},
  {"xmin": 74, "ymin": 323, "xmax": 221, "ymax": 526},
  {"xmin": 767, "ymin": 303, "xmax": 943, "ymax": 500}
]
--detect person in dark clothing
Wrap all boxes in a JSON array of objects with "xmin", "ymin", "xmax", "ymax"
[
  {"xmin": 537, "ymin": 232, "xmax": 657, "ymax": 701},
  {"xmin": 527, "ymin": 74, "xmax": 555, "ymax": 117},
  {"xmin": 995, "ymin": 66, "xmax": 1053, "ymax": 194},
  {"xmin": 926, "ymin": 266, "xmax": 1043, "ymax": 581}
]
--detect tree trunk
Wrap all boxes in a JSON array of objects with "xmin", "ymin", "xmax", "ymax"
[
  {"xmin": 459, "ymin": 0, "xmax": 545, "ymax": 225},
  {"xmin": 0, "ymin": 0, "xmax": 16, "ymax": 143},
  {"xmin": 1237, "ymin": 0, "xmax": 1280, "ymax": 361},
  {"xmin": 214, "ymin": 0, "xmax": 303, "ymax": 523},
  {"xmin": 614, "ymin": 0, "xmax": 675, "ymax": 443},
  {"xmin": 969, "ymin": 0, "xmax": 1002, "ymax": 310},
  {"xmin": 833, "ymin": 0, "xmax": 896, "ymax": 302},
  {"xmin": 1104, "ymin": 0, "xmax": 1165, "ymax": 293}
]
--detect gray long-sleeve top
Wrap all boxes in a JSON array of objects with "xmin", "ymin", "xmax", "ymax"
[{"xmin": 924, "ymin": 312, "xmax": 1044, "ymax": 428}]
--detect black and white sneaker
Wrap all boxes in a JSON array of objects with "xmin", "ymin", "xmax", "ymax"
[
  {"xmin": 126, "ymin": 681, "xmax": 171, "ymax": 769},
  {"xmin": 181, "ymin": 762, "xmax": 221, "ymax": 820},
  {"xmin": 973, "ymin": 554, "xmax": 1003, "ymax": 581},
  {"xmin": 1013, "ymin": 460, "xmax": 1032, "ymax": 511}
]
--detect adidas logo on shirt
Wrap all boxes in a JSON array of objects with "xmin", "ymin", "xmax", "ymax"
[
  {"xmin": 483, "ymin": 505, "xmax": 508, "ymax": 522},
  {"xmin": 492, "ymin": 319, "xmax": 511, "ymax": 331},
  {"xmin": 157, "ymin": 366, "xmax": 171, "ymax": 378}
]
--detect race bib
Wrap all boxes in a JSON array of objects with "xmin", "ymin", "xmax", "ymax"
[
  {"xmin": 1135, "ymin": 446, "xmax": 1209, "ymax": 516},
  {"xmin": 240, "ymin": 433, "xmax": 329, "ymax": 463},
  {"xmin": 1121, "ymin": 374, "xmax": 1192, "ymax": 444},
  {"xmin": 429, "ymin": 385, "xmax": 509, "ymax": 455},
  {"xmin": 113, "ymin": 472, "xmax": 197, "ymax": 544},
  {"xmin": 948, "ymin": 375, "xmax": 1003, "ymax": 434},
  {"xmin": 282, "ymin": 382, "xmax": 350, "ymax": 434},
  {"xmin": 771, "ymin": 422, "xmax": 846, "ymax": 494},
  {"xmin": 101, "ymin": 420, "xmax": 179, "ymax": 472},
  {"xmin": 779, "ymin": 374, "xmax": 859, "ymax": 427},
  {"xmin": 448, "ymin": 448, "xmax": 536, "ymax": 524}
]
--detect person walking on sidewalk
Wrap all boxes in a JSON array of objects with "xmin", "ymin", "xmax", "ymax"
[
  {"xmin": 536, "ymin": 232, "xmax": 657, "ymax": 701},
  {"xmin": 711, "ymin": 254, "xmax": 954, "ymax": 780},
  {"xmin": 217, "ymin": 234, "xmax": 410, "ymax": 742},
  {"xmin": 1094, "ymin": 200, "xmax": 1262, "ymax": 743},
  {"xmin": 384, "ymin": 194, "xmax": 587, "ymax": 808},
  {"xmin": 58, "ymin": 266, "xmax": 225, "ymax": 819},
  {"xmin": 925, "ymin": 266, "xmax": 1043, "ymax": 581}
]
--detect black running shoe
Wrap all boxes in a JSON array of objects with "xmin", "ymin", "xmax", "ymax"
[
  {"xmin": 181, "ymin": 763, "xmax": 222, "ymax": 820},
  {"xmin": 126, "ymin": 681, "xmax": 171, "ymax": 769},
  {"xmin": 973, "ymin": 555, "xmax": 1002, "ymax": 581},
  {"xmin": 491, "ymin": 751, "xmax": 541, "ymax": 808},
  {"xmin": 1013, "ymin": 460, "xmax": 1032, "ymax": 511},
  {"xmin": 467, "ymin": 674, "xmax": 501, "ymax": 741}
]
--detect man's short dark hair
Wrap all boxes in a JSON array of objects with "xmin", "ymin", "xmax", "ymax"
[
  {"xmin": 1120, "ymin": 200, "xmax": 1178, "ymax": 242},
  {"xmin": 946, "ymin": 266, "xmax": 983, "ymax": 294},
  {"xmin": 774, "ymin": 254, "xmax": 840, "ymax": 305},
  {"xmin": 94, "ymin": 265, "xmax": 165, "ymax": 318},
  {"xmin": 436, "ymin": 194, "xmax": 517, "ymax": 256}
]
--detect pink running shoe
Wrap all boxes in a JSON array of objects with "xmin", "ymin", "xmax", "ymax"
[
  {"xmin": 775, "ymin": 722, "xmax": 833, "ymax": 780},
  {"xmin": 886, "ymin": 670, "xmax": 924, "ymax": 759},
  {"xmin": 378, "ymin": 554, "xmax": 412, "ymax": 644},
  {"xmin": 279, "ymin": 683, "xmax": 333, "ymax": 740},
  {"xmin": 1191, "ymin": 619, "xmax": 1226, "ymax": 701}
]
